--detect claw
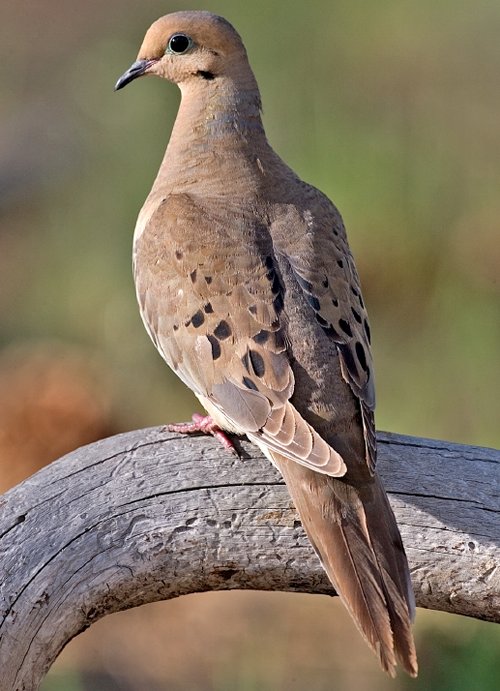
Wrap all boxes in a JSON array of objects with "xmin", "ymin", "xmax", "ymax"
[{"xmin": 167, "ymin": 414, "xmax": 238, "ymax": 454}]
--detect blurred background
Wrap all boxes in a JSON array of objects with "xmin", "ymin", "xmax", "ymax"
[{"xmin": 1, "ymin": 0, "xmax": 499, "ymax": 689}]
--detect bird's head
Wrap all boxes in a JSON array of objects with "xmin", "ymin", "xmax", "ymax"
[{"xmin": 115, "ymin": 11, "xmax": 250, "ymax": 91}]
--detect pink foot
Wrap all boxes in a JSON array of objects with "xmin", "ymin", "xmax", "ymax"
[{"xmin": 167, "ymin": 414, "xmax": 237, "ymax": 454}]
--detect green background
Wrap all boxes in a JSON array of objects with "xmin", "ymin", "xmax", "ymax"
[{"xmin": 2, "ymin": 1, "xmax": 499, "ymax": 689}]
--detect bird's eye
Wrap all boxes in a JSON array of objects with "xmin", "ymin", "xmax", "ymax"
[{"xmin": 167, "ymin": 34, "xmax": 193, "ymax": 55}]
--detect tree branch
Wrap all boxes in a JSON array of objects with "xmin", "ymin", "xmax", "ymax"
[{"xmin": 0, "ymin": 428, "xmax": 498, "ymax": 690}]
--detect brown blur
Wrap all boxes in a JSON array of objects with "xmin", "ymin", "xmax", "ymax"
[{"xmin": 0, "ymin": 343, "xmax": 115, "ymax": 493}]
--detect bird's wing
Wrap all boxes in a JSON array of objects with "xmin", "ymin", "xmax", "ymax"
[
  {"xmin": 134, "ymin": 192, "xmax": 346, "ymax": 476},
  {"xmin": 271, "ymin": 196, "xmax": 377, "ymax": 471}
]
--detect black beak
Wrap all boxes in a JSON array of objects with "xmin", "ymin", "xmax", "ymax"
[{"xmin": 114, "ymin": 59, "xmax": 155, "ymax": 91}]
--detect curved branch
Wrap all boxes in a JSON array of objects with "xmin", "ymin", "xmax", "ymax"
[{"xmin": 0, "ymin": 428, "xmax": 498, "ymax": 690}]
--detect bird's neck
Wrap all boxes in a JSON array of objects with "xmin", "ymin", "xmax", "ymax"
[{"xmin": 151, "ymin": 75, "xmax": 282, "ymax": 197}]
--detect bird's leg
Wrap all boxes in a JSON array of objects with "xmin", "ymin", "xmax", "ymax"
[{"xmin": 167, "ymin": 413, "xmax": 237, "ymax": 454}]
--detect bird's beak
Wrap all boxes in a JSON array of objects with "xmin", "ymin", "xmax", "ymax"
[{"xmin": 114, "ymin": 59, "xmax": 156, "ymax": 91}]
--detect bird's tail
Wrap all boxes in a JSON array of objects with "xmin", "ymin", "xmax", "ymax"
[{"xmin": 272, "ymin": 454, "xmax": 418, "ymax": 677}]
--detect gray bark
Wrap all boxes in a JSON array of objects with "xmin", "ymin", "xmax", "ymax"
[{"xmin": 0, "ymin": 428, "xmax": 498, "ymax": 690}]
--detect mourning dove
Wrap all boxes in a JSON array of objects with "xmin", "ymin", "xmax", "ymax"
[{"xmin": 116, "ymin": 11, "xmax": 417, "ymax": 676}]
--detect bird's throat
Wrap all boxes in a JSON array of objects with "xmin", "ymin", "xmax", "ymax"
[{"xmin": 154, "ymin": 78, "xmax": 271, "ymax": 196}]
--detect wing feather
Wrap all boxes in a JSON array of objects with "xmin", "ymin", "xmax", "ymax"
[
  {"xmin": 134, "ymin": 193, "xmax": 346, "ymax": 476},
  {"xmin": 272, "ymin": 199, "xmax": 377, "ymax": 471}
]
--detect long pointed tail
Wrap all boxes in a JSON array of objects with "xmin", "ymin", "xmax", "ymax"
[{"xmin": 272, "ymin": 453, "xmax": 418, "ymax": 677}]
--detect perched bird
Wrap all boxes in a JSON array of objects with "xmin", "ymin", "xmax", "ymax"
[{"xmin": 116, "ymin": 11, "xmax": 417, "ymax": 676}]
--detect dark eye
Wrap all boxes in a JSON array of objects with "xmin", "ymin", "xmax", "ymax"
[{"xmin": 167, "ymin": 33, "xmax": 193, "ymax": 54}]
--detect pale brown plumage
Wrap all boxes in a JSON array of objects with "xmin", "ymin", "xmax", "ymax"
[{"xmin": 116, "ymin": 11, "xmax": 417, "ymax": 676}]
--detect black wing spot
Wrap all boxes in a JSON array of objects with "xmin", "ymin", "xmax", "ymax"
[
  {"xmin": 315, "ymin": 313, "xmax": 329, "ymax": 328},
  {"xmin": 332, "ymin": 297, "xmax": 339, "ymax": 307},
  {"xmin": 274, "ymin": 330, "xmax": 286, "ymax": 350},
  {"xmin": 242, "ymin": 376, "xmax": 258, "ymax": 391},
  {"xmin": 205, "ymin": 275, "xmax": 213, "ymax": 285},
  {"xmin": 338, "ymin": 343, "xmax": 359, "ymax": 380},
  {"xmin": 324, "ymin": 324, "xmax": 341, "ymax": 339},
  {"xmin": 337, "ymin": 259, "xmax": 344, "ymax": 269},
  {"xmin": 191, "ymin": 310, "xmax": 205, "ymax": 328},
  {"xmin": 273, "ymin": 292, "xmax": 284, "ymax": 313},
  {"xmin": 355, "ymin": 341, "xmax": 368, "ymax": 372},
  {"xmin": 248, "ymin": 349, "xmax": 266, "ymax": 377},
  {"xmin": 272, "ymin": 274, "xmax": 281, "ymax": 295},
  {"xmin": 258, "ymin": 258, "xmax": 286, "ymax": 313},
  {"xmin": 175, "ymin": 250, "xmax": 183, "ymax": 260},
  {"xmin": 307, "ymin": 294, "xmax": 321, "ymax": 311},
  {"xmin": 315, "ymin": 314, "xmax": 341, "ymax": 340},
  {"xmin": 207, "ymin": 335, "xmax": 221, "ymax": 360},
  {"xmin": 351, "ymin": 307, "xmax": 362, "ymax": 323},
  {"xmin": 214, "ymin": 320, "xmax": 231, "ymax": 340},
  {"xmin": 322, "ymin": 277, "xmax": 329, "ymax": 288},
  {"xmin": 267, "ymin": 269, "xmax": 281, "ymax": 295},
  {"xmin": 338, "ymin": 318, "xmax": 353, "ymax": 337},
  {"xmin": 364, "ymin": 319, "xmax": 371, "ymax": 344},
  {"xmin": 253, "ymin": 329, "xmax": 270, "ymax": 344},
  {"xmin": 204, "ymin": 302, "xmax": 214, "ymax": 314},
  {"xmin": 248, "ymin": 304, "xmax": 257, "ymax": 315}
]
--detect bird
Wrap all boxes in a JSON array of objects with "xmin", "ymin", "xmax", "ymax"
[{"xmin": 115, "ymin": 11, "xmax": 417, "ymax": 677}]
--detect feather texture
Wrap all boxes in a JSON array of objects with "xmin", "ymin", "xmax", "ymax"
[
  {"xmin": 121, "ymin": 9, "xmax": 418, "ymax": 675},
  {"xmin": 273, "ymin": 454, "xmax": 417, "ymax": 677}
]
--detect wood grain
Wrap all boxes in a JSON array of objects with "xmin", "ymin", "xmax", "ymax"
[{"xmin": 0, "ymin": 428, "xmax": 498, "ymax": 690}]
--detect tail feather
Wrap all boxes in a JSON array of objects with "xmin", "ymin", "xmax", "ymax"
[
  {"xmin": 366, "ymin": 482, "xmax": 417, "ymax": 674},
  {"xmin": 272, "ymin": 453, "xmax": 418, "ymax": 677}
]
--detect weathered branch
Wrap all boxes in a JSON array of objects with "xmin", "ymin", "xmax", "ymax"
[{"xmin": 0, "ymin": 428, "xmax": 498, "ymax": 690}]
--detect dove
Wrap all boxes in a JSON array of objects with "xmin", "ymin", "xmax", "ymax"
[{"xmin": 115, "ymin": 11, "xmax": 417, "ymax": 676}]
